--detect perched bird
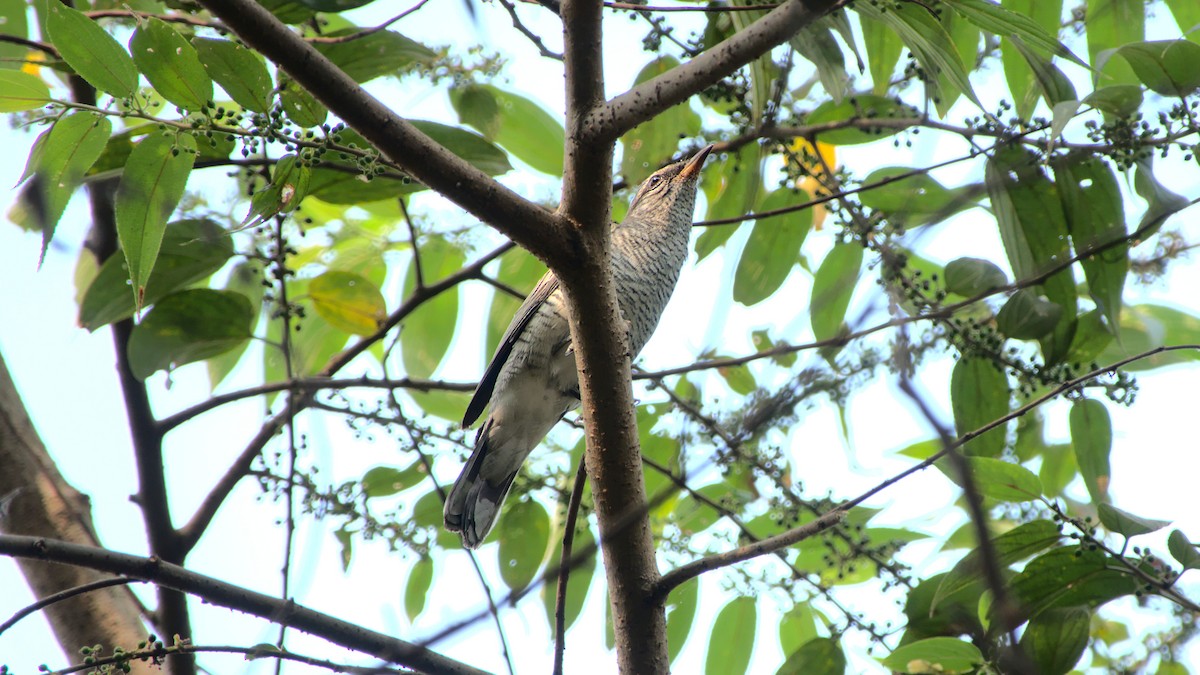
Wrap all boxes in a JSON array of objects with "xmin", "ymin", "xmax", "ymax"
[{"xmin": 444, "ymin": 144, "xmax": 715, "ymax": 548}]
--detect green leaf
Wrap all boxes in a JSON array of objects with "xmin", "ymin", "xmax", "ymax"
[
  {"xmin": 933, "ymin": 519, "xmax": 1061, "ymax": 610},
  {"xmin": 1168, "ymin": 530, "xmax": 1200, "ymax": 571},
  {"xmin": 1064, "ymin": 310, "xmax": 1115, "ymax": 367},
  {"xmin": 1083, "ymin": 84, "xmax": 1143, "ymax": 119},
  {"xmin": 333, "ymin": 526, "xmax": 352, "ymax": 571},
  {"xmin": 944, "ymin": 257, "xmax": 1007, "ymax": 297},
  {"xmin": 620, "ymin": 57, "xmax": 701, "ymax": 184},
  {"xmin": 1008, "ymin": 546, "xmax": 1138, "ymax": 621},
  {"xmin": 946, "ymin": 0, "xmax": 1082, "ymax": 65},
  {"xmin": 496, "ymin": 499, "xmax": 550, "ymax": 592},
  {"xmin": 705, "ymin": 596, "xmax": 756, "ymax": 675},
  {"xmin": 279, "ymin": 76, "xmax": 327, "ymax": 128},
  {"xmin": 191, "ymin": 38, "xmax": 273, "ymax": 113},
  {"xmin": 314, "ymin": 29, "xmax": 434, "ymax": 84},
  {"xmin": 950, "ymin": 357, "xmax": 1009, "ymax": 457},
  {"xmin": 207, "ymin": 260, "xmax": 264, "ymax": 389},
  {"xmin": 941, "ymin": 456, "xmax": 1042, "ymax": 502},
  {"xmin": 129, "ymin": 18, "xmax": 213, "ymax": 111},
  {"xmin": 308, "ymin": 270, "xmax": 386, "ymax": 336},
  {"xmin": 1053, "ymin": 156, "xmax": 1127, "ymax": 331},
  {"xmin": 672, "ymin": 484, "xmax": 728, "ymax": 536},
  {"xmin": 409, "ymin": 389, "xmax": 472, "ymax": 423},
  {"xmin": 1070, "ymin": 398, "xmax": 1112, "ymax": 504},
  {"xmin": 996, "ymin": 290, "xmax": 1063, "ymax": 340},
  {"xmin": 778, "ymin": 637, "xmax": 845, "ymax": 675},
  {"xmin": 854, "ymin": 2, "xmax": 979, "ymax": 116},
  {"xmin": 1118, "ymin": 40, "xmax": 1200, "ymax": 97},
  {"xmin": 1098, "ymin": 303, "xmax": 1200, "ymax": 371},
  {"xmin": 1098, "ymin": 503, "xmax": 1170, "ymax": 539},
  {"xmin": 903, "ymin": 573, "xmax": 985, "ymax": 643},
  {"xmin": 881, "ymin": 638, "xmax": 983, "ymax": 674},
  {"xmin": 451, "ymin": 84, "xmax": 564, "ymax": 176},
  {"xmin": 804, "ymin": 95, "xmax": 918, "ymax": 145},
  {"xmin": 733, "ymin": 188, "xmax": 812, "ymax": 306},
  {"xmin": 666, "ymin": 577, "xmax": 699, "ymax": 664},
  {"xmin": 986, "ymin": 147, "xmax": 1076, "ymax": 363},
  {"xmin": 1009, "ymin": 36, "xmax": 1078, "ymax": 107},
  {"xmin": 243, "ymin": 154, "xmax": 312, "ymax": 228},
  {"xmin": 860, "ymin": 7, "xmax": 903, "ymax": 94},
  {"xmin": 810, "ymin": 243, "xmax": 862, "ymax": 342},
  {"xmin": 1132, "ymin": 157, "xmax": 1190, "ymax": 236},
  {"xmin": 23, "ymin": 112, "xmax": 112, "ymax": 261},
  {"xmin": 411, "ymin": 489, "xmax": 459, "ymax": 549},
  {"xmin": 403, "ymin": 557, "xmax": 434, "ymax": 622},
  {"xmin": 695, "ymin": 144, "xmax": 759, "ymax": 259},
  {"xmin": 1020, "ymin": 606, "xmax": 1090, "ymax": 675},
  {"xmin": 79, "ymin": 218, "xmax": 233, "ymax": 331},
  {"xmin": 401, "ymin": 236, "xmax": 464, "ymax": 378},
  {"xmin": 264, "ymin": 281, "xmax": 349, "ymax": 380},
  {"xmin": 412, "ymin": 120, "xmax": 511, "ymax": 177},
  {"xmin": 0, "ymin": 0, "xmax": 30, "ymax": 70},
  {"xmin": 1166, "ymin": 0, "xmax": 1200, "ymax": 43},
  {"xmin": 0, "ymin": 71, "xmax": 50, "ymax": 111},
  {"xmin": 361, "ymin": 463, "xmax": 426, "ymax": 498},
  {"xmin": 1087, "ymin": 0, "xmax": 1145, "ymax": 86},
  {"xmin": 859, "ymin": 167, "xmax": 977, "ymax": 225},
  {"xmin": 127, "ymin": 289, "xmax": 253, "ymax": 379},
  {"xmin": 790, "ymin": 24, "xmax": 850, "ymax": 103},
  {"xmin": 44, "ymin": 1, "xmax": 137, "ymax": 99},
  {"xmin": 998, "ymin": 0, "xmax": 1064, "ymax": 119},
  {"xmin": 115, "ymin": 130, "xmax": 197, "ymax": 309},
  {"xmin": 778, "ymin": 603, "xmax": 819, "ymax": 657}
]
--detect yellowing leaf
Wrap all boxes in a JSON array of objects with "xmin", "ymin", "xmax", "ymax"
[
  {"xmin": 788, "ymin": 138, "xmax": 836, "ymax": 230},
  {"xmin": 308, "ymin": 270, "xmax": 387, "ymax": 335}
]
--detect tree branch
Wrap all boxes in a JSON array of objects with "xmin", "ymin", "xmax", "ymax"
[
  {"xmin": 193, "ymin": 0, "xmax": 571, "ymax": 267},
  {"xmin": 652, "ymin": 345, "xmax": 1200, "ymax": 592},
  {"xmin": 552, "ymin": 456, "xmax": 588, "ymax": 675},
  {"xmin": 175, "ymin": 243, "xmax": 512, "ymax": 555},
  {"xmin": 0, "ymin": 536, "xmax": 488, "ymax": 675},
  {"xmin": 585, "ymin": 0, "xmax": 846, "ymax": 143}
]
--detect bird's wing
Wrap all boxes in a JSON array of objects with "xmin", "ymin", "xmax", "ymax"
[{"xmin": 462, "ymin": 271, "xmax": 562, "ymax": 428}]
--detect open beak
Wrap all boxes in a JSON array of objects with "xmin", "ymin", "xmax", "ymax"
[{"xmin": 678, "ymin": 144, "xmax": 714, "ymax": 181}]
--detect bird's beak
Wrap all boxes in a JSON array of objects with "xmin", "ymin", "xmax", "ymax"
[{"xmin": 678, "ymin": 144, "xmax": 714, "ymax": 181}]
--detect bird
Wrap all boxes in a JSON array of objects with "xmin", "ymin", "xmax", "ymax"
[{"xmin": 443, "ymin": 144, "xmax": 715, "ymax": 548}]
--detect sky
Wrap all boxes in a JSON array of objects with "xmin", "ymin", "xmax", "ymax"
[{"xmin": 2, "ymin": 1, "xmax": 1200, "ymax": 674}]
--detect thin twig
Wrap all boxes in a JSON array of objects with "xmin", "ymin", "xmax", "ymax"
[
  {"xmin": 604, "ymin": 1, "xmax": 780, "ymax": 11},
  {"xmin": 305, "ymin": 0, "xmax": 434, "ymax": 44},
  {"xmin": 382, "ymin": 376, "xmax": 517, "ymax": 675},
  {"xmin": 553, "ymin": 455, "xmax": 588, "ymax": 675},
  {"xmin": 0, "ymin": 536, "xmax": 489, "ymax": 675},
  {"xmin": 654, "ymin": 345, "xmax": 1200, "ymax": 594},
  {"xmin": 0, "ymin": 577, "xmax": 138, "ymax": 636},
  {"xmin": 496, "ymin": 0, "xmax": 563, "ymax": 60},
  {"xmin": 175, "ymin": 243, "xmax": 513, "ymax": 555},
  {"xmin": 895, "ymin": 374, "xmax": 1024, "ymax": 644},
  {"xmin": 158, "ymin": 376, "xmax": 474, "ymax": 433}
]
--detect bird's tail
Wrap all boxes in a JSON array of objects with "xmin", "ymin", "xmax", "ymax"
[{"xmin": 444, "ymin": 419, "xmax": 520, "ymax": 549}]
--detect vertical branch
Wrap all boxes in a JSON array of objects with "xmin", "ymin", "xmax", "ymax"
[
  {"xmin": 559, "ymin": 0, "xmax": 669, "ymax": 672},
  {"xmin": 65, "ymin": 64, "xmax": 191, "ymax": 673},
  {"xmin": 270, "ymin": 210, "xmax": 299, "ymax": 669},
  {"xmin": 553, "ymin": 455, "xmax": 589, "ymax": 675},
  {"xmin": 0, "ymin": 352, "xmax": 149, "ymax": 664}
]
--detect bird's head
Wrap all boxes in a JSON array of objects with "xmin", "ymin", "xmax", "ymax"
[{"xmin": 625, "ymin": 144, "xmax": 714, "ymax": 225}]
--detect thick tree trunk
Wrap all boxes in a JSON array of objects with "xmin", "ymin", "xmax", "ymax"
[{"xmin": 0, "ymin": 352, "xmax": 151, "ymax": 670}]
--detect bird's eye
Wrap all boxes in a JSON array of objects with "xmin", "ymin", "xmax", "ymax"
[{"xmin": 648, "ymin": 175, "xmax": 663, "ymax": 188}]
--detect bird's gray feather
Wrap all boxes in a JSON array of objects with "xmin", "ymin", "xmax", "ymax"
[{"xmin": 462, "ymin": 273, "xmax": 563, "ymax": 428}]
